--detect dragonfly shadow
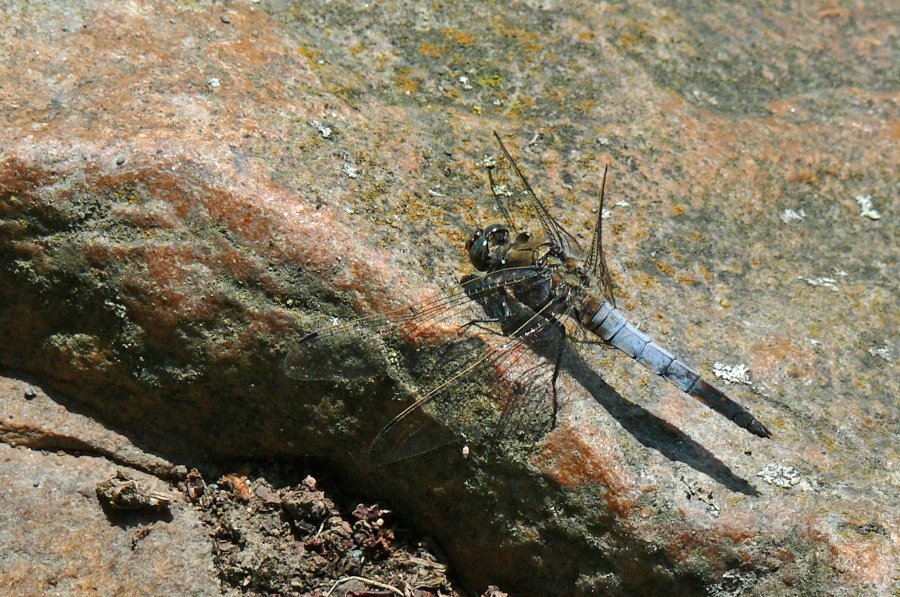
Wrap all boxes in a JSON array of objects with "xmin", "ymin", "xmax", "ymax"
[
  {"xmin": 463, "ymin": 274, "xmax": 761, "ymax": 496},
  {"xmin": 562, "ymin": 350, "xmax": 761, "ymax": 497}
]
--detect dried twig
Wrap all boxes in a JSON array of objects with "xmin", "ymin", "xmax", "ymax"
[{"xmin": 324, "ymin": 576, "xmax": 404, "ymax": 597}]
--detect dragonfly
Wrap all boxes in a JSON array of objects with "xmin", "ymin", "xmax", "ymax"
[{"xmin": 284, "ymin": 132, "xmax": 771, "ymax": 461}]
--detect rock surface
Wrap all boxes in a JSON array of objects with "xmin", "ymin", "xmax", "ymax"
[
  {"xmin": 1, "ymin": 0, "xmax": 899, "ymax": 595},
  {"xmin": 0, "ymin": 376, "xmax": 463, "ymax": 596},
  {"xmin": 0, "ymin": 376, "xmax": 219, "ymax": 596}
]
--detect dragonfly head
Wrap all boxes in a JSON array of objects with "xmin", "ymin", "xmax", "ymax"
[{"xmin": 466, "ymin": 224, "xmax": 511, "ymax": 271}]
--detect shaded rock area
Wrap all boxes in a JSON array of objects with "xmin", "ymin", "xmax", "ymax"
[
  {"xmin": 0, "ymin": 0, "xmax": 899, "ymax": 595},
  {"xmin": 0, "ymin": 376, "xmax": 463, "ymax": 596}
]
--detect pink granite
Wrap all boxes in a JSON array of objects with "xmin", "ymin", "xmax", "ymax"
[{"xmin": 1, "ymin": 0, "xmax": 899, "ymax": 595}]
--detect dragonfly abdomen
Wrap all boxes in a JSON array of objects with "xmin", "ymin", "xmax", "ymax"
[{"xmin": 579, "ymin": 297, "xmax": 771, "ymax": 438}]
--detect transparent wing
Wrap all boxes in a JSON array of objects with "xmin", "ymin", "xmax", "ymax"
[
  {"xmin": 284, "ymin": 266, "xmax": 547, "ymax": 380},
  {"xmin": 586, "ymin": 164, "xmax": 616, "ymax": 306},
  {"xmin": 367, "ymin": 319, "xmax": 559, "ymax": 465},
  {"xmin": 284, "ymin": 267, "xmax": 563, "ymax": 462},
  {"xmin": 493, "ymin": 131, "xmax": 583, "ymax": 258}
]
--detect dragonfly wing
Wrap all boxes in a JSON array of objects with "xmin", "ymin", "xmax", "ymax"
[
  {"xmin": 493, "ymin": 132, "xmax": 581, "ymax": 256},
  {"xmin": 367, "ymin": 398, "xmax": 460, "ymax": 466},
  {"xmin": 283, "ymin": 327, "xmax": 389, "ymax": 381},
  {"xmin": 368, "ymin": 320, "xmax": 559, "ymax": 462},
  {"xmin": 282, "ymin": 274, "xmax": 514, "ymax": 382},
  {"xmin": 368, "ymin": 269, "xmax": 565, "ymax": 460},
  {"xmin": 284, "ymin": 267, "xmax": 560, "ymax": 461},
  {"xmin": 587, "ymin": 164, "xmax": 616, "ymax": 306}
]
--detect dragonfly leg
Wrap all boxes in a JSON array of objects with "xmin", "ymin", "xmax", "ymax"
[
  {"xmin": 487, "ymin": 157, "xmax": 516, "ymax": 230},
  {"xmin": 457, "ymin": 317, "xmax": 505, "ymax": 336},
  {"xmin": 548, "ymin": 322, "xmax": 568, "ymax": 426}
]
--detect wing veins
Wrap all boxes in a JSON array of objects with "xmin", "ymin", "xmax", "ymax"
[
  {"xmin": 370, "ymin": 287, "xmax": 568, "ymax": 450},
  {"xmin": 493, "ymin": 132, "xmax": 581, "ymax": 256}
]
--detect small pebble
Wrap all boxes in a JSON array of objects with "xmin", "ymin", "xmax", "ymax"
[
  {"xmin": 24, "ymin": 386, "xmax": 37, "ymax": 400},
  {"xmin": 116, "ymin": 156, "xmax": 126, "ymax": 166},
  {"xmin": 221, "ymin": 15, "xmax": 231, "ymax": 24}
]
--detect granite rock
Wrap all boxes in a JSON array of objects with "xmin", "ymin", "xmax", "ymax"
[{"xmin": 1, "ymin": 0, "xmax": 898, "ymax": 595}]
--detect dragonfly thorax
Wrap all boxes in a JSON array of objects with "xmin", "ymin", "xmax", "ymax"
[{"xmin": 467, "ymin": 224, "xmax": 550, "ymax": 272}]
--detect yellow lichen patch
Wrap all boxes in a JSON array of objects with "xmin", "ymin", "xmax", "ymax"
[
  {"xmin": 418, "ymin": 43, "xmax": 442, "ymax": 57},
  {"xmin": 443, "ymin": 28, "xmax": 476, "ymax": 46},
  {"xmin": 504, "ymin": 93, "xmax": 535, "ymax": 118},
  {"xmin": 474, "ymin": 74, "xmax": 503, "ymax": 88},
  {"xmin": 676, "ymin": 272, "xmax": 702, "ymax": 285},
  {"xmin": 295, "ymin": 46, "xmax": 321, "ymax": 63},
  {"xmin": 576, "ymin": 99, "xmax": 597, "ymax": 113},
  {"xmin": 619, "ymin": 33, "xmax": 638, "ymax": 48},
  {"xmin": 497, "ymin": 25, "xmax": 544, "ymax": 52},
  {"xmin": 395, "ymin": 72, "xmax": 419, "ymax": 95},
  {"xmin": 546, "ymin": 86, "xmax": 571, "ymax": 103}
]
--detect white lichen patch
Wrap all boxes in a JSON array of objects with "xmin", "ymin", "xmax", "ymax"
[
  {"xmin": 855, "ymin": 195, "xmax": 881, "ymax": 220},
  {"xmin": 757, "ymin": 463, "xmax": 800, "ymax": 488},
  {"xmin": 868, "ymin": 345, "xmax": 893, "ymax": 363},
  {"xmin": 490, "ymin": 182, "xmax": 514, "ymax": 198},
  {"xmin": 709, "ymin": 569, "xmax": 758, "ymax": 597},
  {"xmin": 799, "ymin": 276, "xmax": 839, "ymax": 291},
  {"xmin": 780, "ymin": 208, "xmax": 806, "ymax": 223},
  {"xmin": 597, "ymin": 200, "xmax": 627, "ymax": 221},
  {"xmin": 712, "ymin": 362, "xmax": 753, "ymax": 386},
  {"xmin": 341, "ymin": 163, "xmax": 359, "ymax": 179},
  {"xmin": 476, "ymin": 155, "xmax": 497, "ymax": 170}
]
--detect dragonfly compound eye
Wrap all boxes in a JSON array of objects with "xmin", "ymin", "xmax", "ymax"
[
  {"xmin": 465, "ymin": 229, "xmax": 484, "ymax": 253},
  {"xmin": 467, "ymin": 228, "xmax": 492, "ymax": 271},
  {"xmin": 468, "ymin": 224, "xmax": 511, "ymax": 271}
]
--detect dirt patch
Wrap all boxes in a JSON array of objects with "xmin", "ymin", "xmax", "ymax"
[{"xmin": 183, "ymin": 468, "xmax": 473, "ymax": 597}]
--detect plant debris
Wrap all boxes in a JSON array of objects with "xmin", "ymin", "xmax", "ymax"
[{"xmin": 96, "ymin": 470, "xmax": 173, "ymax": 512}]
